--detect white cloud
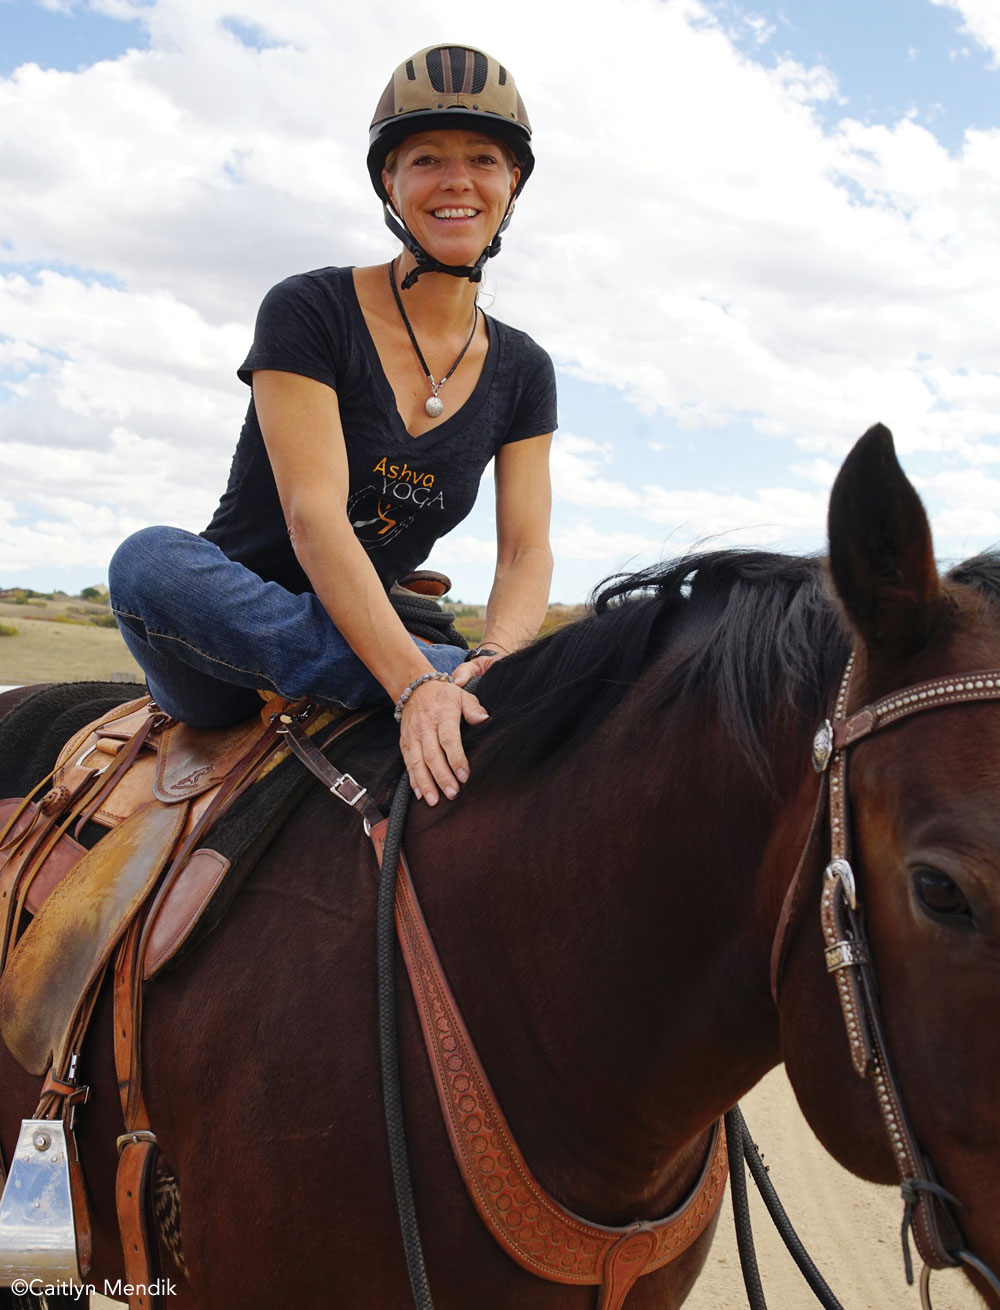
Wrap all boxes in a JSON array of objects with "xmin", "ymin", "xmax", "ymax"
[
  {"xmin": 2, "ymin": 0, "xmax": 1000, "ymax": 599},
  {"xmin": 930, "ymin": 0, "xmax": 1000, "ymax": 65}
]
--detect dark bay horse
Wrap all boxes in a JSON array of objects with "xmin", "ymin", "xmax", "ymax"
[{"xmin": 1, "ymin": 422, "xmax": 999, "ymax": 1308}]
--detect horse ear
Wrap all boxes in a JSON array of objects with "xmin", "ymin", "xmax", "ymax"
[{"xmin": 828, "ymin": 423, "xmax": 942, "ymax": 660}]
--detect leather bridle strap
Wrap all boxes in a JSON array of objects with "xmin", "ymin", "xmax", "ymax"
[
  {"xmin": 369, "ymin": 818, "xmax": 730, "ymax": 1310},
  {"xmin": 811, "ymin": 658, "xmax": 1000, "ymax": 1287},
  {"xmin": 284, "ymin": 723, "xmax": 730, "ymax": 1309}
]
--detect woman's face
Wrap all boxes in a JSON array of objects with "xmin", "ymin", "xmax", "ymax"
[{"xmin": 383, "ymin": 129, "xmax": 520, "ymax": 269}]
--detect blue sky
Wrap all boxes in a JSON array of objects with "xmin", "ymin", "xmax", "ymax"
[
  {"xmin": 1, "ymin": 0, "xmax": 146, "ymax": 76},
  {"xmin": 2, "ymin": 0, "xmax": 1000, "ymax": 603}
]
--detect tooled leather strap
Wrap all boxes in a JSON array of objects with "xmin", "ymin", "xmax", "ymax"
[
  {"xmin": 817, "ymin": 657, "xmax": 1000, "ymax": 1275},
  {"xmin": 369, "ymin": 821, "xmax": 729, "ymax": 1309},
  {"xmin": 114, "ymin": 917, "xmax": 162, "ymax": 1310}
]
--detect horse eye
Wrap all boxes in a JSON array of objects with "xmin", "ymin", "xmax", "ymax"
[{"xmin": 912, "ymin": 870, "xmax": 973, "ymax": 921}]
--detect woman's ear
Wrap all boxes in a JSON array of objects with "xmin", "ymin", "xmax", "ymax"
[{"xmin": 382, "ymin": 169, "xmax": 397, "ymax": 213}]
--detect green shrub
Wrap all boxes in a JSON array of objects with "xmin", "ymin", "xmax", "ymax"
[{"xmin": 0, "ymin": 622, "xmax": 18, "ymax": 637}]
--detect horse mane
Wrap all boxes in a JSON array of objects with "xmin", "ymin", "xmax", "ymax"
[
  {"xmin": 947, "ymin": 551, "xmax": 1000, "ymax": 605},
  {"xmin": 470, "ymin": 549, "xmax": 853, "ymax": 785}
]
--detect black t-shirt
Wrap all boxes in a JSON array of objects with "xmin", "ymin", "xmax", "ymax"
[{"xmin": 202, "ymin": 266, "xmax": 557, "ymax": 593}]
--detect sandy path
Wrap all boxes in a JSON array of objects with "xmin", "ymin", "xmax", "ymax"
[
  {"xmin": 687, "ymin": 1068, "xmax": 981, "ymax": 1310},
  {"xmin": 92, "ymin": 1066, "xmax": 982, "ymax": 1309}
]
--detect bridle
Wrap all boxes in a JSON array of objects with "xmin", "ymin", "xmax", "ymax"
[{"xmin": 771, "ymin": 653, "xmax": 1000, "ymax": 1307}]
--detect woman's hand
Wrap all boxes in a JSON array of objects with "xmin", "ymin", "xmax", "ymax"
[
  {"xmin": 399, "ymin": 679, "xmax": 488, "ymax": 805},
  {"xmin": 452, "ymin": 648, "xmax": 507, "ymax": 687}
]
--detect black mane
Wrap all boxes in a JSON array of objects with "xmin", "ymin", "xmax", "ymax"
[
  {"xmin": 470, "ymin": 548, "xmax": 1000, "ymax": 786},
  {"xmin": 947, "ymin": 551, "xmax": 1000, "ymax": 606},
  {"xmin": 470, "ymin": 549, "xmax": 851, "ymax": 784}
]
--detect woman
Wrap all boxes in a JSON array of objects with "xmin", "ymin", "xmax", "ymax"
[{"xmin": 109, "ymin": 44, "xmax": 556, "ymax": 808}]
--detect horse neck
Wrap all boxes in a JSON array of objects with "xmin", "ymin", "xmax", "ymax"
[{"xmin": 411, "ymin": 679, "xmax": 810, "ymax": 1221}]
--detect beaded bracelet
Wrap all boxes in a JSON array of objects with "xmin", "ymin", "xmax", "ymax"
[{"xmin": 393, "ymin": 671, "xmax": 454, "ymax": 722}]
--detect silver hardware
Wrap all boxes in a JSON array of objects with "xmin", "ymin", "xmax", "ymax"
[
  {"xmin": 812, "ymin": 719, "xmax": 834, "ymax": 772},
  {"xmin": 76, "ymin": 743, "xmax": 111, "ymax": 776},
  {"xmin": 825, "ymin": 940, "xmax": 868, "ymax": 972},
  {"xmin": 116, "ymin": 1130, "xmax": 157, "ymax": 1156},
  {"xmin": 330, "ymin": 772, "xmax": 367, "ymax": 809},
  {"xmin": 30, "ymin": 1133, "xmax": 50, "ymax": 1153},
  {"xmin": 824, "ymin": 858, "xmax": 857, "ymax": 909},
  {"xmin": 0, "ymin": 1119, "xmax": 82, "ymax": 1284}
]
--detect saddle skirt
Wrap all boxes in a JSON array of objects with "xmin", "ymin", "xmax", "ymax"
[{"xmin": 0, "ymin": 693, "xmax": 348, "ymax": 1075}]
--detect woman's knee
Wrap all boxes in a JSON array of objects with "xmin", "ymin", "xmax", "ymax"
[{"xmin": 110, "ymin": 526, "xmax": 206, "ymax": 611}]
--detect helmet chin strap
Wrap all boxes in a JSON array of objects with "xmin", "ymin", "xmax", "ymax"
[{"xmin": 383, "ymin": 203, "xmax": 514, "ymax": 290}]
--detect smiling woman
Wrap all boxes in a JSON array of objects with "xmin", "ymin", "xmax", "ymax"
[{"xmin": 107, "ymin": 43, "xmax": 556, "ymax": 808}]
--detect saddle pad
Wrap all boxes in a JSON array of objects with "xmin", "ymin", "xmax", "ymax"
[{"xmin": 0, "ymin": 801, "xmax": 187, "ymax": 1075}]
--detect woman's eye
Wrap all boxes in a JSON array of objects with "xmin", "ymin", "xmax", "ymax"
[{"xmin": 912, "ymin": 870, "xmax": 973, "ymax": 922}]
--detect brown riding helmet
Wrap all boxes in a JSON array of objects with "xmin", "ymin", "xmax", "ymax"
[{"xmin": 367, "ymin": 45, "xmax": 535, "ymax": 208}]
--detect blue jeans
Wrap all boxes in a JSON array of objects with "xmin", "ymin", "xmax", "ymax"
[{"xmin": 108, "ymin": 526, "xmax": 467, "ymax": 728}]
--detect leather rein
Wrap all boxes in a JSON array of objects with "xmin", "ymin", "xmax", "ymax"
[
  {"xmin": 279, "ymin": 716, "xmax": 729, "ymax": 1310},
  {"xmin": 770, "ymin": 655, "xmax": 1000, "ymax": 1306}
]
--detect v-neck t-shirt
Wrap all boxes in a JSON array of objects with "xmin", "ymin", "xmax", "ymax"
[{"xmin": 201, "ymin": 265, "xmax": 558, "ymax": 594}]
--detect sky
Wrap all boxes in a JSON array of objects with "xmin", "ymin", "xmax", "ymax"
[{"xmin": 2, "ymin": 0, "xmax": 1000, "ymax": 604}]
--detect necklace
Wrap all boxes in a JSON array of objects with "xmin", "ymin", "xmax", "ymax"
[{"xmin": 389, "ymin": 260, "xmax": 479, "ymax": 418}]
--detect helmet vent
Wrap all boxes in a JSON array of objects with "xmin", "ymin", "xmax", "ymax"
[
  {"xmin": 498, "ymin": 66, "xmax": 507, "ymax": 86},
  {"xmin": 405, "ymin": 60, "xmax": 415, "ymax": 81},
  {"xmin": 470, "ymin": 51, "xmax": 488, "ymax": 94},
  {"xmin": 425, "ymin": 46, "xmax": 488, "ymax": 96}
]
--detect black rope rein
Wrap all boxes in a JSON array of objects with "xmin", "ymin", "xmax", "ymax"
[
  {"xmin": 377, "ymin": 774, "xmax": 434, "ymax": 1309},
  {"xmin": 725, "ymin": 1106, "xmax": 844, "ymax": 1310}
]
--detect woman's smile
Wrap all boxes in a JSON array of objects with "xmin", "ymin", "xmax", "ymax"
[
  {"xmin": 432, "ymin": 207, "xmax": 481, "ymax": 220},
  {"xmin": 384, "ymin": 129, "xmax": 518, "ymax": 264}
]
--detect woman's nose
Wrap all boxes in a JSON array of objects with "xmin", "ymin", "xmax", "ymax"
[{"xmin": 439, "ymin": 159, "xmax": 472, "ymax": 190}]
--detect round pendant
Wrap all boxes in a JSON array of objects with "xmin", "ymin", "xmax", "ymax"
[{"xmin": 425, "ymin": 394, "xmax": 444, "ymax": 418}]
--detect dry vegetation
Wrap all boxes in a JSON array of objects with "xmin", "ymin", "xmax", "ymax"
[
  {"xmin": 0, "ymin": 591, "xmax": 585, "ymax": 689},
  {"xmin": 0, "ymin": 591, "xmax": 142, "ymax": 686},
  {"xmin": 450, "ymin": 602, "xmax": 583, "ymax": 648}
]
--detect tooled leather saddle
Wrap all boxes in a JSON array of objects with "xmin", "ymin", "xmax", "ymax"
[{"xmin": 0, "ymin": 689, "xmax": 368, "ymax": 1307}]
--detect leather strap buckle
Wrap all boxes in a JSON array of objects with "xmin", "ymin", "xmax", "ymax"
[
  {"xmin": 824, "ymin": 940, "xmax": 868, "ymax": 972},
  {"xmin": 328, "ymin": 771, "xmax": 367, "ymax": 808},
  {"xmin": 116, "ymin": 1129, "xmax": 157, "ymax": 1156},
  {"xmin": 42, "ymin": 1067, "xmax": 90, "ymax": 1107}
]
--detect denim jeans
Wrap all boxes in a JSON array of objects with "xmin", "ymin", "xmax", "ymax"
[{"xmin": 108, "ymin": 526, "xmax": 467, "ymax": 728}]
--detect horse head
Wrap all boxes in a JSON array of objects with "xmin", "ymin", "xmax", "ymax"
[{"xmin": 780, "ymin": 423, "xmax": 1000, "ymax": 1306}]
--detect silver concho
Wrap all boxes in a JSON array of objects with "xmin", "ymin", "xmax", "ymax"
[
  {"xmin": 424, "ymin": 395, "xmax": 444, "ymax": 418},
  {"xmin": 824, "ymin": 857, "xmax": 857, "ymax": 910},
  {"xmin": 812, "ymin": 718, "xmax": 834, "ymax": 772}
]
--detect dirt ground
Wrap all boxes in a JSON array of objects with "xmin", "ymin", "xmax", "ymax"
[
  {"xmin": 687, "ymin": 1067, "xmax": 981, "ymax": 1310},
  {"xmin": 0, "ymin": 606, "xmax": 142, "ymax": 686},
  {"xmin": 90, "ymin": 1065, "xmax": 982, "ymax": 1309}
]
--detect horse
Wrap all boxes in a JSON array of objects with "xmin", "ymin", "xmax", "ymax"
[{"xmin": 0, "ymin": 421, "xmax": 998, "ymax": 1309}]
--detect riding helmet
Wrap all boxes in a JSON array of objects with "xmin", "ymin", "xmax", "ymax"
[{"xmin": 368, "ymin": 45, "xmax": 534, "ymax": 287}]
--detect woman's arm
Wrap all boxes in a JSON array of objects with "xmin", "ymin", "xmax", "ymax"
[
  {"xmin": 453, "ymin": 433, "xmax": 554, "ymax": 687},
  {"xmin": 253, "ymin": 369, "xmax": 487, "ymax": 805}
]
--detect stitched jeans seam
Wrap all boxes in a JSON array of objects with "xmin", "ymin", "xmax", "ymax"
[{"xmin": 114, "ymin": 608, "xmax": 275, "ymax": 685}]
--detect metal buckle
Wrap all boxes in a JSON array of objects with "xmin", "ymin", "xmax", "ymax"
[
  {"xmin": 825, "ymin": 939, "xmax": 868, "ymax": 973},
  {"xmin": 329, "ymin": 772, "xmax": 367, "ymax": 808},
  {"xmin": 116, "ymin": 1130, "xmax": 157, "ymax": 1156}
]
